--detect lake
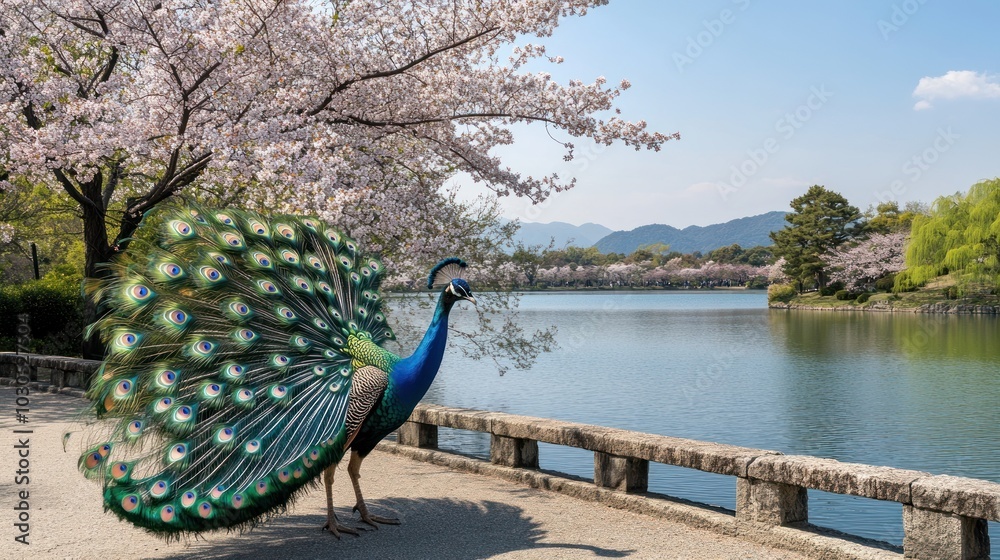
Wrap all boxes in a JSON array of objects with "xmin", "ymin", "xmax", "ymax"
[{"xmin": 398, "ymin": 291, "xmax": 1000, "ymax": 546}]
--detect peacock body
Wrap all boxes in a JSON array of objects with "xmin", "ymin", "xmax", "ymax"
[{"xmin": 80, "ymin": 202, "xmax": 475, "ymax": 535}]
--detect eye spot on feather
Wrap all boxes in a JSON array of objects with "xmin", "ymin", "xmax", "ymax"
[
  {"xmin": 223, "ymin": 364, "xmax": 245, "ymax": 380},
  {"xmin": 346, "ymin": 241, "xmax": 357, "ymax": 253},
  {"xmin": 215, "ymin": 426, "xmax": 235, "ymax": 444},
  {"xmin": 276, "ymin": 306, "xmax": 296, "ymax": 320},
  {"xmin": 312, "ymin": 365, "xmax": 327, "ymax": 377},
  {"xmin": 111, "ymin": 461, "xmax": 130, "ymax": 480},
  {"xmin": 257, "ymin": 280, "xmax": 280, "ymax": 295},
  {"xmin": 310, "ymin": 449, "xmax": 320, "ymax": 461},
  {"xmin": 276, "ymin": 224, "xmax": 295, "ymax": 239},
  {"xmin": 277, "ymin": 469, "xmax": 291, "ymax": 483},
  {"xmin": 232, "ymin": 494, "xmax": 244, "ymax": 509},
  {"xmin": 116, "ymin": 332, "xmax": 139, "ymax": 349},
  {"xmin": 245, "ymin": 439, "xmax": 261, "ymax": 454},
  {"xmin": 293, "ymin": 277, "xmax": 311, "ymax": 291},
  {"xmin": 248, "ymin": 220, "xmax": 268, "ymax": 236},
  {"xmin": 338, "ymin": 256, "xmax": 352, "ymax": 269},
  {"xmin": 325, "ymin": 230, "xmax": 341, "ymax": 244},
  {"xmin": 255, "ymin": 480, "xmax": 268, "ymax": 495},
  {"xmin": 269, "ymin": 385, "xmax": 288, "ymax": 399},
  {"xmin": 302, "ymin": 219, "xmax": 317, "ymax": 230},
  {"xmin": 150, "ymin": 480, "xmax": 169, "ymax": 498},
  {"xmin": 209, "ymin": 252, "xmax": 231, "ymax": 266},
  {"xmin": 234, "ymin": 388, "xmax": 254, "ymax": 405},
  {"xmin": 318, "ymin": 282, "xmax": 332, "ymax": 294},
  {"xmin": 181, "ymin": 491, "xmax": 197, "ymax": 508},
  {"xmin": 251, "ymin": 251, "xmax": 272, "ymax": 268},
  {"xmin": 235, "ymin": 328, "xmax": 257, "ymax": 342},
  {"xmin": 170, "ymin": 220, "xmax": 193, "ymax": 237},
  {"xmin": 228, "ymin": 301, "xmax": 251, "ymax": 317},
  {"xmin": 159, "ymin": 262, "xmax": 184, "ymax": 279},
  {"xmin": 114, "ymin": 379, "xmax": 134, "ymax": 398},
  {"xmin": 328, "ymin": 382, "xmax": 341, "ymax": 393},
  {"xmin": 164, "ymin": 309, "xmax": 189, "ymax": 327},
  {"xmin": 154, "ymin": 397, "xmax": 173, "ymax": 413},
  {"xmin": 199, "ymin": 266, "xmax": 223, "ymax": 282},
  {"xmin": 210, "ymin": 484, "xmax": 226, "ymax": 500},
  {"xmin": 203, "ymin": 383, "xmax": 223, "ymax": 398},
  {"xmin": 157, "ymin": 370, "xmax": 178, "ymax": 388},
  {"xmin": 280, "ymin": 249, "xmax": 299, "ymax": 264},
  {"xmin": 307, "ymin": 256, "xmax": 324, "ymax": 270},
  {"xmin": 368, "ymin": 259, "xmax": 381, "ymax": 271},
  {"xmin": 160, "ymin": 505, "xmax": 175, "ymax": 522},
  {"xmin": 127, "ymin": 284, "xmax": 153, "ymax": 302},
  {"xmin": 313, "ymin": 319, "xmax": 328, "ymax": 330},
  {"xmin": 189, "ymin": 340, "xmax": 216, "ymax": 358},
  {"xmin": 173, "ymin": 405, "xmax": 193, "ymax": 422},
  {"xmin": 127, "ymin": 420, "xmax": 143, "ymax": 436},
  {"xmin": 84, "ymin": 451, "xmax": 104, "ymax": 469},
  {"xmin": 293, "ymin": 466, "xmax": 304, "ymax": 479},
  {"xmin": 291, "ymin": 335, "xmax": 310, "ymax": 349},
  {"xmin": 168, "ymin": 443, "xmax": 188, "ymax": 463},
  {"xmin": 339, "ymin": 367, "xmax": 351, "ymax": 377},
  {"xmin": 121, "ymin": 494, "xmax": 140, "ymax": 512},
  {"xmin": 271, "ymin": 355, "xmax": 290, "ymax": 367},
  {"xmin": 215, "ymin": 213, "xmax": 234, "ymax": 225},
  {"xmin": 222, "ymin": 232, "xmax": 244, "ymax": 248}
]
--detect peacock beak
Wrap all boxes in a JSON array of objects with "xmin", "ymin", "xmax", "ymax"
[{"xmin": 464, "ymin": 295, "xmax": 478, "ymax": 306}]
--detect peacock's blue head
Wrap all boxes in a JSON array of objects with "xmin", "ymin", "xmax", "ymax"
[{"xmin": 444, "ymin": 278, "xmax": 476, "ymax": 306}]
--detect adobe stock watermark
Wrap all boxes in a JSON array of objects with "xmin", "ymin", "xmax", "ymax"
[
  {"xmin": 878, "ymin": 0, "xmax": 930, "ymax": 41},
  {"xmin": 12, "ymin": 313, "xmax": 33, "ymax": 545},
  {"xmin": 874, "ymin": 127, "xmax": 959, "ymax": 204},
  {"xmin": 717, "ymin": 85, "xmax": 834, "ymax": 201},
  {"xmin": 672, "ymin": 0, "xmax": 751, "ymax": 73}
]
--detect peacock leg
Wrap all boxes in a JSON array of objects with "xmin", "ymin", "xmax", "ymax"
[
  {"xmin": 322, "ymin": 463, "xmax": 360, "ymax": 538},
  {"xmin": 348, "ymin": 451, "xmax": 400, "ymax": 527}
]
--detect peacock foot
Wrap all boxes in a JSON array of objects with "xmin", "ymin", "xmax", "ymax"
[
  {"xmin": 323, "ymin": 514, "xmax": 363, "ymax": 539},
  {"xmin": 353, "ymin": 502, "xmax": 400, "ymax": 528}
]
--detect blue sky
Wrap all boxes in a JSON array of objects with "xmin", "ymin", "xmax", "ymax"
[{"xmin": 455, "ymin": 1, "xmax": 1000, "ymax": 231}]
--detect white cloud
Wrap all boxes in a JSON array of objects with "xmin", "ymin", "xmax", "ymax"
[{"xmin": 912, "ymin": 70, "xmax": 1000, "ymax": 110}]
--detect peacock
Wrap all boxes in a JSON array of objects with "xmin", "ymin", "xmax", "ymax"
[{"xmin": 79, "ymin": 202, "xmax": 476, "ymax": 537}]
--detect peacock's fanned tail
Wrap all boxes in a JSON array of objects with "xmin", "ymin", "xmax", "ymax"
[{"xmin": 80, "ymin": 203, "xmax": 397, "ymax": 534}]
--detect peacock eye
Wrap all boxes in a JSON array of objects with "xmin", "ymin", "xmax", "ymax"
[{"xmin": 170, "ymin": 220, "xmax": 192, "ymax": 236}]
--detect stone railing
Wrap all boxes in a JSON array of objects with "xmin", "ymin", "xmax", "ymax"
[
  {"xmin": 4, "ymin": 353, "xmax": 997, "ymax": 559},
  {"xmin": 391, "ymin": 404, "xmax": 1000, "ymax": 560}
]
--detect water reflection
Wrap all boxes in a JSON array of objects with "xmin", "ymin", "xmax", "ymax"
[{"xmin": 393, "ymin": 292, "xmax": 1000, "ymax": 546}]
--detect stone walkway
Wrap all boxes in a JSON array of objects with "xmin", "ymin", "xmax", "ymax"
[{"xmin": 0, "ymin": 388, "xmax": 811, "ymax": 560}]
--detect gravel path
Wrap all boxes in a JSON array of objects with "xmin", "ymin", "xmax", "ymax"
[{"xmin": 0, "ymin": 387, "xmax": 810, "ymax": 560}]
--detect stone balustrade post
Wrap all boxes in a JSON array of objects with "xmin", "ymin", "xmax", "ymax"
[
  {"xmin": 397, "ymin": 420, "xmax": 438, "ymax": 448},
  {"xmin": 490, "ymin": 434, "xmax": 538, "ymax": 468},
  {"xmin": 903, "ymin": 505, "xmax": 989, "ymax": 560},
  {"xmin": 736, "ymin": 477, "xmax": 808, "ymax": 526},
  {"xmin": 594, "ymin": 452, "xmax": 648, "ymax": 492}
]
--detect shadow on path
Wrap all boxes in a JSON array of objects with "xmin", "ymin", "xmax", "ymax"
[{"xmin": 161, "ymin": 497, "xmax": 634, "ymax": 559}]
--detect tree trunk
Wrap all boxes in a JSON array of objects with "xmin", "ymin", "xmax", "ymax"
[{"xmin": 81, "ymin": 200, "xmax": 113, "ymax": 360}]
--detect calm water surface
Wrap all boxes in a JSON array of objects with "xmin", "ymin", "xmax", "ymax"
[{"xmin": 396, "ymin": 291, "xmax": 1000, "ymax": 546}]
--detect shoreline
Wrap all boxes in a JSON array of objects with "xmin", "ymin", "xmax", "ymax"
[{"xmin": 769, "ymin": 300, "xmax": 1000, "ymax": 314}]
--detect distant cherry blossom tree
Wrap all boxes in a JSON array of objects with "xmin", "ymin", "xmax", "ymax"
[{"xmin": 825, "ymin": 232, "xmax": 907, "ymax": 291}]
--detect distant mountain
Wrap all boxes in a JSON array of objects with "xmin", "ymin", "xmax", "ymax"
[
  {"xmin": 593, "ymin": 211, "xmax": 788, "ymax": 255},
  {"xmin": 512, "ymin": 221, "xmax": 614, "ymax": 249}
]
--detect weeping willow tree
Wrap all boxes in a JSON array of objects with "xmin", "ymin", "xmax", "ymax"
[{"xmin": 895, "ymin": 178, "xmax": 1000, "ymax": 293}]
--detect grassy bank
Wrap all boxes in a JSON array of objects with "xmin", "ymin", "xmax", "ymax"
[{"xmin": 771, "ymin": 276, "xmax": 1000, "ymax": 312}]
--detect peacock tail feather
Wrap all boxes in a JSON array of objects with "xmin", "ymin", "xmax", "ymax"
[{"xmin": 80, "ymin": 202, "xmax": 399, "ymax": 534}]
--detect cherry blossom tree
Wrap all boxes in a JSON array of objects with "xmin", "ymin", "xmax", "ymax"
[
  {"xmin": 0, "ymin": 0, "xmax": 676, "ymax": 280},
  {"xmin": 825, "ymin": 232, "xmax": 907, "ymax": 291}
]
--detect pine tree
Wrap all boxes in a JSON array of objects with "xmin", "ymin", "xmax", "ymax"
[{"xmin": 770, "ymin": 185, "xmax": 863, "ymax": 291}]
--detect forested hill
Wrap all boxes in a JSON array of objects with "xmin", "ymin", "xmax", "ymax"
[{"xmin": 594, "ymin": 211, "xmax": 788, "ymax": 254}]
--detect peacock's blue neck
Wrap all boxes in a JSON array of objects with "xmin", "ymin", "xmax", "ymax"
[{"xmin": 391, "ymin": 293, "xmax": 454, "ymax": 407}]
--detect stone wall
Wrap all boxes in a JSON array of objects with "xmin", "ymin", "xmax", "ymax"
[{"xmin": 3, "ymin": 353, "xmax": 995, "ymax": 559}]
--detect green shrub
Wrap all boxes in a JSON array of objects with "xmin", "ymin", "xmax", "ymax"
[
  {"xmin": 856, "ymin": 293, "xmax": 871, "ymax": 304},
  {"xmin": 820, "ymin": 281, "xmax": 845, "ymax": 297},
  {"xmin": 874, "ymin": 274, "xmax": 896, "ymax": 293},
  {"xmin": 835, "ymin": 290, "xmax": 851, "ymax": 300},
  {"xmin": 768, "ymin": 283, "xmax": 797, "ymax": 303},
  {"xmin": 944, "ymin": 286, "xmax": 959, "ymax": 300},
  {"xmin": 0, "ymin": 266, "xmax": 84, "ymax": 356}
]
